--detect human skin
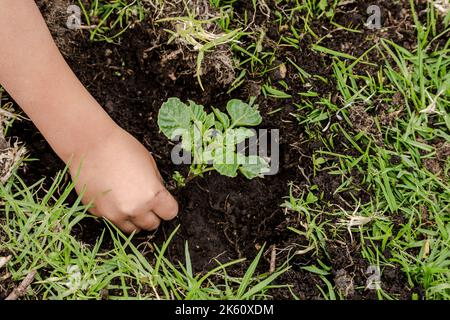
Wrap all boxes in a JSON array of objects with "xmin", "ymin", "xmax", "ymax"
[{"xmin": 0, "ymin": 0, "xmax": 178, "ymax": 233}]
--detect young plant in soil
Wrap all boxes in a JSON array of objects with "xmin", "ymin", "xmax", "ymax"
[{"xmin": 158, "ymin": 97, "xmax": 270, "ymax": 187}]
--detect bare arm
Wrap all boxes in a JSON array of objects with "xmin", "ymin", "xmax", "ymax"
[
  {"xmin": 0, "ymin": 0, "xmax": 115, "ymax": 161},
  {"xmin": 0, "ymin": 0, "xmax": 178, "ymax": 233}
]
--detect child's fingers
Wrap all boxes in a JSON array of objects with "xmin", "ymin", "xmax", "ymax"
[
  {"xmin": 131, "ymin": 211, "xmax": 161, "ymax": 231},
  {"xmin": 107, "ymin": 217, "xmax": 141, "ymax": 234},
  {"xmin": 120, "ymin": 222, "xmax": 142, "ymax": 234},
  {"xmin": 92, "ymin": 207, "xmax": 141, "ymax": 234},
  {"xmin": 151, "ymin": 188, "xmax": 179, "ymax": 221}
]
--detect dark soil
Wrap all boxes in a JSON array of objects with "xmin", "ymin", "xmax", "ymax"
[{"xmin": 4, "ymin": 0, "xmax": 429, "ymax": 299}]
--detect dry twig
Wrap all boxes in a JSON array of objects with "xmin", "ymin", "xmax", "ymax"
[
  {"xmin": 269, "ymin": 245, "xmax": 277, "ymax": 273},
  {"xmin": 5, "ymin": 270, "xmax": 37, "ymax": 300}
]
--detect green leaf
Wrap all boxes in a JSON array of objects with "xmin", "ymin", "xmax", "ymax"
[
  {"xmin": 204, "ymin": 113, "xmax": 216, "ymax": 130},
  {"xmin": 306, "ymin": 192, "xmax": 318, "ymax": 204},
  {"xmin": 224, "ymin": 128, "xmax": 256, "ymax": 146},
  {"xmin": 178, "ymin": 126, "xmax": 194, "ymax": 152},
  {"xmin": 213, "ymin": 162, "xmax": 239, "ymax": 178},
  {"xmin": 213, "ymin": 107, "xmax": 230, "ymax": 129},
  {"xmin": 202, "ymin": 149, "xmax": 214, "ymax": 162},
  {"xmin": 301, "ymin": 265, "xmax": 330, "ymax": 276},
  {"xmin": 189, "ymin": 101, "xmax": 207, "ymax": 123},
  {"xmin": 158, "ymin": 98, "xmax": 191, "ymax": 139},
  {"xmin": 236, "ymin": 244, "xmax": 265, "ymax": 298},
  {"xmin": 190, "ymin": 122, "xmax": 203, "ymax": 156},
  {"xmin": 213, "ymin": 149, "xmax": 239, "ymax": 177},
  {"xmin": 226, "ymin": 99, "xmax": 262, "ymax": 127},
  {"xmin": 312, "ymin": 45, "xmax": 356, "ymax": 60},
  {"xmin": 214, "ymin": 121, "xmax": 224, "ymax": 132},
  {"xmin": 263, "ymin": 84, "xmax": 292, "ymax": 99},
  {"xmin": 159, "ymin": 97, "xmax": 266, "ymax": 181},
  {"xmin": 172, "ymin": 171, "xmax": 186, "ymax": 188},
  {"xmin": 318, "ymin": 0, "xmax": 327, "ymax": 11},
  {"xmin": 238, "ymin": 155, "xmax": 270, "ymax": 179}
]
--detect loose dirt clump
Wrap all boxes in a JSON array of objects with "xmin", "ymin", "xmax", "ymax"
[
  {"xmin": 423, "ymin": 158, "xmax": 443, "ymax": 175},
  {"xmin": 349, "ymin": 105, "xmax": 375, "ymax": 133},
  {"xmin": 436, "ymin": 142, "xmax": 450, "ymax": 163},
  {"xmin": 334, "ymin": 269, "xmax": 355, "ymax": 298},
  {"xmin": 379, "ymin": 92, "xmax": 405, "ymax": 126},
  {"xmin": 424, "ymin": 141, "xmax": 450, "ymax": 177},
  {"xmin": 349, "ymin": 105, "xmax": 383, "ymax": 144}
]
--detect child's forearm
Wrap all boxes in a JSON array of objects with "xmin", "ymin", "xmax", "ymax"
[{"xmin": 0, "ymin": 0, "xmax": 118, "ymax": 163}]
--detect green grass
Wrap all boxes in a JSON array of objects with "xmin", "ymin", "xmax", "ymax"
[
  {"xmin": 156, "ymin": 12, "xmax": 242, "ymax": 90},
  {"xmin": 287, "ymin": 1, "xmax": 450, "ymax": 299},
  {"xmin": 0, "ymin": 168, "xmax": 288, "ymax": 299},
  {"xmin": 77, "ymin": 0, "xmax": 145, "ymax": 42}
]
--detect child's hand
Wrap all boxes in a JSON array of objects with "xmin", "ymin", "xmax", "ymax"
[
  {"xmin": 0, "ymin": 1, "xmax": 178, "ymax": 233},
  {"xmin": 70, "ymin": 128, "xmax": 178, "ymax": 234}
]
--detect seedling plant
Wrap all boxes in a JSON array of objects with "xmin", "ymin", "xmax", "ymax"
[{"xmin": 158, "ymin": 97, "xmax": 270, "ymax": 186}]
